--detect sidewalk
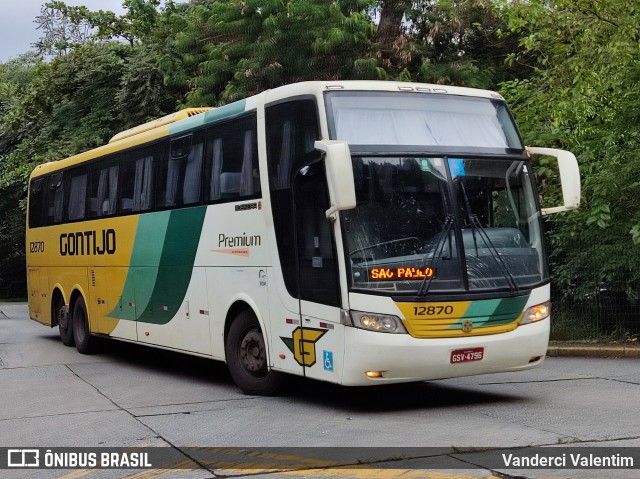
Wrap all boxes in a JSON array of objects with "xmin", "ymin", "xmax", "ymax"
[{"xmin": 547, "ymin": 341, "xmax": 640, "ymax": 358}]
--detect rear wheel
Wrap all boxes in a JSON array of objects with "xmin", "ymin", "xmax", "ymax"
[
  {"xmin": 54, "ymin": 296, "xmax": 74, "ymax": 347},
  {"xmin": 72, "ymin": 296, "xmax": 95, "ymax": 354},
  {"xmin": 225, "ymin": 310, "xmax": 283, "ymax": 395}
]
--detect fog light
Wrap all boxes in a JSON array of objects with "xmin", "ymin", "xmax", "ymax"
[{"xmin": 365, "ymin": 371, "xmax": 383, "ymax": 378}]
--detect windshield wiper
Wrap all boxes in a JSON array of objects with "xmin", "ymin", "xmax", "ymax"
[
  {"xmin": 468, "ymin": 214, "xmax": 519, "ymax": 292},
  {"xmin": 457, "ymin": 181, "xmax": 519, "ymax": 293},
  {"xmin": 417, "ymin": 214, "xmax": 454, "ymax": 297}
]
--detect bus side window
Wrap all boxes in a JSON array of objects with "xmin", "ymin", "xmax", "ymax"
[
  {"xmin": 89, "ymin": 162, "xmax": 119, "ymax": 218},
  {"xmin": 28, "ymin": 177, "xmax": 45, "ymax": 228},
  {"xmin": 218, "ymin": 128, "xmax": 243, "ymax": 198},
  {"xmin": 207, "ymin": 135, "xmax": 224, "ymax": 201},
  {"xmin": 206, "ymin": 114, "xmax": 259, "ymax": 202},
  {"xmin": 294, "ymin": 161, "xmax": 341, "ymax": 306},
  {"xmin": 46, "ymin": 172, "xmax": 64, "ymax": 225},
  {"xmin": 66, "ymin": 168, "xmax": 88, "ymax": 222},
  {"xmin": 158, "ymin": 134, "xmax": 204, "ymax": 209},
  {"xmin": 120, "ymin": 147, "xmax": 155, "ymax": 213},
  {"xmin": 182, "ymin": 138, "xmax": 204, "ymax": 205}
]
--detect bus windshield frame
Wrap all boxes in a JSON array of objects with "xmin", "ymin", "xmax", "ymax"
[{"xmin": 324, "ymin": 91, "xmax": 547, "ymax": 296}]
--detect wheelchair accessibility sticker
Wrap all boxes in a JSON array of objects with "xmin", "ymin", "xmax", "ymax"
[{"xmin": 323, "ymin": 350, "xmax": 334, "ymax": 372}]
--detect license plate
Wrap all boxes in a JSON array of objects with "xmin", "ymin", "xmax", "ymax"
[{"xmin": 450, "ymin": 347, "xmax": 484, "ymax": 364}]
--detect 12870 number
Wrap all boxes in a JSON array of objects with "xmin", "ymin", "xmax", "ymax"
[
  {"xmin": 29, "ymin": 241, "xmax": 45, "ymax": 253},
  {"xmin": 413, "ymin": 305, "xmax": 454, "ymax": 316}
]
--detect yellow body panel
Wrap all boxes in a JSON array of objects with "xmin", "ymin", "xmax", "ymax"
[{"xmin": 26, "ymin": 215, "xmax": 140, "ymax": 332}]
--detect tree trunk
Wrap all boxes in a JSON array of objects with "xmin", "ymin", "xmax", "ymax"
[{"xmin": 376, "ymin": 0, "xmax": 411, "ymax": 47}]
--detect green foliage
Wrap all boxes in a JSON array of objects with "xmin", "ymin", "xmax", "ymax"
[
  {"xmin": 173, "ymin": 0, "xmax": 514, "ymax": 106},
  {"xmin": 176, "ymin": 0, "xmax": 379, "ymax": 105},
  {"xmin": 500, "ymin": 0, "xmax": 640, "ymax": 301},
  {"xmin": 0, "ymin": 184, "xmax": 26, "ymax": 299},
  {"xmin": 2, "ymin": 44, "xmax": 129, "ymax": 183},
  {"xmin": 407, "ymin": 0, "xmax": 520, "ymax": 88}
]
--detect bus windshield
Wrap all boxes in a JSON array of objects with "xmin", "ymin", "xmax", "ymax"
[{"xmin": 341, "ymin": 156, "xmax": 547, "ymax": 294}]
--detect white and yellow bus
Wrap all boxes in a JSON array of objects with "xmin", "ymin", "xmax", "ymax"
[{"xmin": 26, "ymin": 81, "xmax": 580, "ymax": 394}]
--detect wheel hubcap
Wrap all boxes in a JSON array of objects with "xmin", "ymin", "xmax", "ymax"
[{"xmin": 239, "ymin": 329, "xmax": 266, "ymax": 375}]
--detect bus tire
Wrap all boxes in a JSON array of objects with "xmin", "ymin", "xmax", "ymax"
[
  {"xmin": 225, "ymin": 310, "xmax": 283, "ymax": 396},
  {"xmin": 72, "ymin": 296, "xmax": 95, "ymax": 354},
  {"xmin": 54, "ymin": 296, "xmax": 74, "ymax": 347}
]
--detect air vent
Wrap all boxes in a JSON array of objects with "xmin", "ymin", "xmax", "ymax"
[
  {"xmin": 109, "ymin": 108, "xmax": 213, "ymax": 144},
  {"xmin": 90, "ymin": 269, "xmax": 96, "ymax": 287},
  {"xmin": 187, "ymin": 109, "xmax": 209, "ymax": 117}
]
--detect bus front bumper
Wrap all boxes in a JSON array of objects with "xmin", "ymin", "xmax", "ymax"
[{"xmin": 340, "ymin": 318, "xmax": 549, "ymax": 386}]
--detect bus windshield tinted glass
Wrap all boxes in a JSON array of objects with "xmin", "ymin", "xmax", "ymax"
[
  {"xmin": 342, "ymin": 157, "xmax": 547, "ymax": 294},
  {"xmin": 325, "ymin": 91, "xmax": 522, "ymax": 149}
]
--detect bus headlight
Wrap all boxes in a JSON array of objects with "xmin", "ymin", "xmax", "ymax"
[
  {"xmin": 520, "ymin": 301, "xmax": 551, "ymax": 326},
  {"xmin": 349, "ymin": 311, "xmax": 407, "ymax": 334}
]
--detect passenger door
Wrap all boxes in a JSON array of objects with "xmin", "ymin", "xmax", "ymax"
[
  {"xmin": 265, "ymin": 99, "xmax": 344, "ymax": 381},
  {"xmin": 293, "ymin": 161, "xmax": 345, "ymax": 382}
]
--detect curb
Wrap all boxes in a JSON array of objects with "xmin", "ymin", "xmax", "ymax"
[{"xmin": 547, "ymin": 344, "xmax": 640, "ymax": 358}]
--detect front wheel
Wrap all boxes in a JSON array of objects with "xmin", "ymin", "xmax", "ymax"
[
  {"xmin": 72, "ymin": 296, "xmax": 96, "ymax": 354},
  {"xmin": 225, "ymin": 310, "xmax": 283, "ymax": 395}
]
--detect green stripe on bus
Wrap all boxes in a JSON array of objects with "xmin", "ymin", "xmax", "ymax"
[
  {"xmin": 462, "ymin": 298, "xmax": 501, "ymax": 318},
  {"xmin": 136, "ymin": 206, "xmax": 207, "ymax": 325},
  {"xmin": 107, "ymin": 212, "xmax": 171, "ymax": 320},
  {"xmin": 203, "ymin": 100, "xmax": 246, "ymax": 124},
  {"xmin": 168, "ymin": 100, "xmax": 247, "ymax": 136},
  {"xmin": 491, "ymin": 294, "xmax": 530, "ymax": 322},
  {"xmin": 449, "ymin": 294, "xmax": 530, "ymax": 329}
]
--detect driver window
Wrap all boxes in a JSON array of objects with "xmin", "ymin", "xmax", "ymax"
[{"xmin": 294, "ymin": 162, "xmax": 341, "ymax": 306}]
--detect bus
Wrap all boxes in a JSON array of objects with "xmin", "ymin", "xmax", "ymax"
[{"xmin": 26, "ymin": 81, "xmax": 580, "ymax": 395}]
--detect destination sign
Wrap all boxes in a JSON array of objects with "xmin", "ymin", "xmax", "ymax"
[{"xmin": 369, "ymin": 267, "xmax": 434, "ymax": 281}]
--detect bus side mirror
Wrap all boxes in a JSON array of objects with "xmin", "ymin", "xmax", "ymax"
[
  {"xmin": 314, "ymin": 140, "xmax": 356, "ymax": 219},
  {"xmin": 527, "ymin": 147, "xmax": 581, "ymax": 215}
]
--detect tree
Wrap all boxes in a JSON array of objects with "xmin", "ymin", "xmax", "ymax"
[
  {"xmin": 174, "ymin": 0, "xmax": 380, "ymax": 106},
  {"xmin": 500, "ymin": 0, "xmax": 640, "ymax": 303},
  {"xmin": 0, "ymin": 55, "xmax": 43, "ymax": 298},
  {"xmin": 405, "ymin": 0, "xmax": 519, "ymax": 87},
  {"xmin": 34, "ymin": 0, "xmax": 165, "ymax": 55},
  {"xmin": 34, "ymin": 1, "xmax": 96, "ymax": 56}
]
